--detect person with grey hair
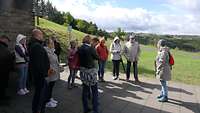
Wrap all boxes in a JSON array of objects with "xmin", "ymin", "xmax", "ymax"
[
  {"xmin": 155, "ymin": 39, "xmax": 171, "ymax": 102},
  {"xmin": 123, "ymin": 35, "xmax": 141, "ymax": 83}
]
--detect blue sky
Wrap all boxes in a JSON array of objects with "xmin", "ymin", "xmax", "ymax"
[{"xmin": 49, "ymin": 0, "xmax": 200, "ymax": 35}]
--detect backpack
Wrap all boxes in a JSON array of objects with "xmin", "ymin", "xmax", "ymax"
[{"xmin": 168, "ymin": 52, "xmax": 174, "ymax": 66}]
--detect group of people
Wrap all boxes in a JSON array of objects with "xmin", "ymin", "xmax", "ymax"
[{"xmin": 0, "ymin": 28, "xmax": 172, "ymax": 113}]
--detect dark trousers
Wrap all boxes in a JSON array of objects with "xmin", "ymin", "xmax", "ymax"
[
  {"xmin": 68, "ymin": 69, "xmax": 77, "ymax": 85},
  {"xmin": 0, "ymin": 72, "xmax": 9, "ymax": 99},
  {"xmin": 126, "ymin": 61, "xmax": 138, "ymax": 81},
  {"xmin": 47, "ymin": 81, "xmax": 55, "ymax": 102},
  {"xmin": 82, "ymin": 83, "xmax": 99, "ymax": 113},
  {"xmin": 32, "ymin": 79, "xmax": 48, "ymax": 113},
  {"xmin": 112, "ymin": 60, "xmax": 120, "ymax": 77},
  {"xmin": 98, "ymin": 60, "xmax": 106, "ymax": 80}
]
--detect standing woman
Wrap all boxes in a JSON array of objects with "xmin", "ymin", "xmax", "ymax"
[
  {"xmin": 155, "ymin": 39, "xmax": 171, "ymax": 102},
  {"xmin": 96, "ymin": 37, "xmax": 109, "ymax": 82},
  {"xmin": 44, "ymin": 38, "xmax": 60, "ymax": 107},
  {"xmin": 67, "ymin": 40, "xmax": 79, "ymax": 89},
  {"xmin": 110, "ymin": 36, "xmax": 122, "ymax": 80},
  {"xmin": 15, "ymin": 34, "xmax": 29, "ymax": 95}
]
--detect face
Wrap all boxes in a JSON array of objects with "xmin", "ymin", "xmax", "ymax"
[
  {"xmin": 19, "ymin": 38, "xmax": 26, "ymax": 44},
  {"xmin": 71, "ymin": 42, "xmax": 76, "ymax": 48},
  {"xmin": 48, "ymin": 39, "xmax": 54, "ymax": 49},
  {"xmin": 130, "ymin": 38, "xmax": 135, "ymax": 43}
]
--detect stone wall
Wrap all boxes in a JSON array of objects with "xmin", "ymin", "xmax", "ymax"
[{"xmin": 0, "ymin": 1, "xmax": 34, "ymax": 50}]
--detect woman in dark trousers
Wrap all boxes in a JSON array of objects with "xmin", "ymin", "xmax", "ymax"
[
  {"xmin": 44, "ymin": 38, "xmax": 60, "ymax": 108},
  {"xmin": 78, "ymin": 35, "xmax": 99, "ymax": 113},
  {"xmin": 109, "ymin": 36, "xmax": 122, "ymax": 80}
]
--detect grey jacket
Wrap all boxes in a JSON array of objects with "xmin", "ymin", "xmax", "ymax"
[
  {"xmin": 44, "ymin": 47, "xmax": 60, "ymax": 82},
  {"xmin": 123, "ymin": 41, "xmax": 140, "ymax": 62},
  {"xmin": 155, "ymin": 47, "xmax": 171, "ymax": 81}
]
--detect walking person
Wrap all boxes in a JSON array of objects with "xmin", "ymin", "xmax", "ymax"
[
  {"xmin": 78, "ymin": 35, "xmax": 99, "ymax": 113},
  {"xmin": 0, "ymin": 35, "xmax": 15, "ymax": 105},
  {"xmin": 67, "ymin": 40, "xmax": 79, "ymax": 89},
  {"xmin": 96, "ymin": 37, "xmax": 109, "ymax": 82},
  {"xmin": 44, "ymin": 38, "xmax": 60, "ymax": 108},
  {"xmin": 29, "ymin": 29, "xmax": 50, "ymax": 113},
  {"xmin": 155, "ymin": 39, "xmax": 171, "ymax": 102},
  {"xmin": 123, "ymin": 35, "xmax": 141, "ymax": 83},
  {"xmin": 15, "ymin": 34, "xmax": 29, "ymax": 95},
  {"xmin": 110, "ymin": 36, "xmax": 122, "ymax": 80}
]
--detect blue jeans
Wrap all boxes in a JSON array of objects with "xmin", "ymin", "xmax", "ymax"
[
  {"xmin": 160, "ymin": 80, "xmax": 168, "ymax": 97},
  {"xmin": 82, "ymin": 83, "xmax": 99, "ymax": 113},
  {"xmin": 98, "ymin": 60, "xmax": 106, "ymax": 80},
  {"xmin": 126, "ymin": 61, "xmax": 138, "ymax": 81},
  {"xmin": 17, "ymin": 63, "xmax": 28, "ymax": 89}
]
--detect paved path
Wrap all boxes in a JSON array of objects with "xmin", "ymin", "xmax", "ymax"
[{"xmin": 0, "ymin": 67, "xmax": 200, "ymax": 113}]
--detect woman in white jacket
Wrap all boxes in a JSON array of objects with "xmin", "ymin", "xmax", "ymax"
[
  {"xmin": 110, "ymin": 36, "xmax": 122, "ymax": 80},
  {"xmin": 15, "ymin": 34, "xmax": 29, "ymax": 95}
]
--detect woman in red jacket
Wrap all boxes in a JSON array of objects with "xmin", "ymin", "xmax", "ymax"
[{"xmin": 96, "ymin": 37, "xmax": 109, "ymax": 82}]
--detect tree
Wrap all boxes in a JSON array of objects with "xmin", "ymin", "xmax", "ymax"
[
  {"xmin": 76, "ymin": 19, "xmax": 89, "ymax": 33},
  {"xmin": 88, "ymin": 22, "xmax": 98, "ymax": 35},
  {"xmin": 113, "ymin": 27, "xmax": 126, "ymax": 39}
]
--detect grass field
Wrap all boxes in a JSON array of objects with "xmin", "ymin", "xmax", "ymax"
[{"xmin": 37, "ymin": 18, "xmax": 200, "ymax": 85}]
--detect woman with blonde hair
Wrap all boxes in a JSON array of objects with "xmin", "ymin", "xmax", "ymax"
[{"xmin": 155, "ymin": 39, "xmax": 171, "ymax": 102}]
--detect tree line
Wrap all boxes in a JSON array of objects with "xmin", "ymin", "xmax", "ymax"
[{"xmin": 33, "ymin": 0, "xmax": 110, "ymax": 38}]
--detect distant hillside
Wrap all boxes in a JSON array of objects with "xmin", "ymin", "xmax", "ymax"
[
  {"xmin": 36, "ymin": 18, "xmax": 87, "ymax": 62},
  {"xmin": 126, "ymin": 32, "xmax": 200, "ymax": 52}
]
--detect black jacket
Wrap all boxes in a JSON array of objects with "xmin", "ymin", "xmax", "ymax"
[
  {"xmin": 29, "ymin": 38, "xmax": 50, "ymax": 82},
  {"xmin": 0, "ymin": 41, "xmax": 15, "ymax": 74},
  {"xmin": 78, "ymin": 44, "xmax": 99, "ymax": 69}
]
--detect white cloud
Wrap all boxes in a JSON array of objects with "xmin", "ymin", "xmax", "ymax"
[{"xmin": 50, "ymin": 0, "xmax": 200, "ymax": 35}]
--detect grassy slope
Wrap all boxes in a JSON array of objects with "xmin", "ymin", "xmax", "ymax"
[
  {"xmin": 36, "ymin": 18, "xmax": 200, "ymax": 85},
  {"xmin": 36, "ymin": 18, "xmax": 86, "ymax": 61}
]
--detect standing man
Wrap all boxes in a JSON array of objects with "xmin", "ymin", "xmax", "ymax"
[
  {"xmin": 78, "ymin": 35, "xmax": 99, "ymax": 113},
  {"xmin": 123, "ymin": 35, "xmax": 141, "ymax": 83},
  {"xmin": 29, "ymin": 29, "xmax": 50, "ymax": 113},
  {"xmin": 52, "ymin": 37, "xmax": 62, "ymax": 62},
  {"xmin": 0, "ymin": 35, "xmax": 15, "ymax": 105}
]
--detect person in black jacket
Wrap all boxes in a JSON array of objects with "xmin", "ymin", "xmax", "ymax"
[
  {"xmin": 29, "ymin": 29, "xmax": 50, "ymax": 113},
  {"xmin": 78, "ymin": 35, "xmax": 99, "ymax": 113},
  {"xmin": 0, "ymin": 35, "xmax": 15, "ymax": 105}
]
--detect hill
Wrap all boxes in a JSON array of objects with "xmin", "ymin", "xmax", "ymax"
[
  {"xmin": 36, "ymin": 18, "xmax": 87, "ymax": 61},
  {"xmin": 36, "ymin": 18, "xmax": 200, "ymax": 85}
]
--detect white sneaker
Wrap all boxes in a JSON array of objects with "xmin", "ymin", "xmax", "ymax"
[
  {"xmin": 17, "ymin": 89, "xmax": 26, "ymax": 95},
  {"xmin": 50, "ymin": 98, "xmax": 58, "ymax": 104},
  {"xmin": 24, "ymin": 88, "xmax": 30, "ymax": 94},
  {"xmin": 45, "ymin": 101, "xmax": 57, "ymax": 108}
]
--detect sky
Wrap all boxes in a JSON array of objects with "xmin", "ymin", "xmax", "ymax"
[{"xmin": 48, "ymin": 0, "xmax": 200, "ymax": 35}]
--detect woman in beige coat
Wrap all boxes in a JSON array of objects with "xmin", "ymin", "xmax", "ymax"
[
  {"xmin": 44, "ymin": 38, "xmax": 60, "ymax": 107},
  {"xmin": 155, "ymin": 39, "xmax": 171, "ymax": 102}
]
